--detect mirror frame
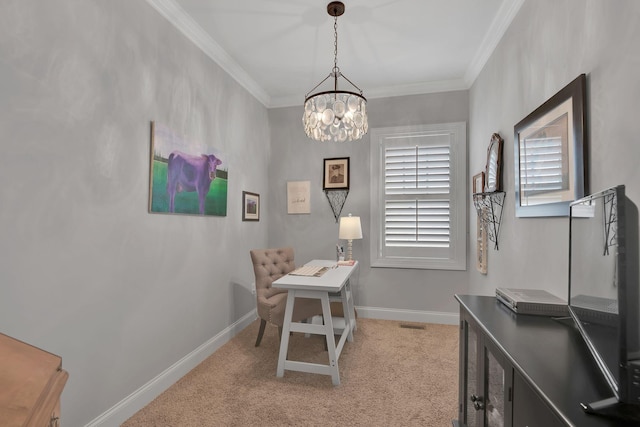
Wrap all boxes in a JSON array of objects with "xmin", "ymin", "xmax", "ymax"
[
  {"xmin": 514, "ymin": 74, "xmax": 587, "ymax": 217},
  {"xmin": 485, "ymin": 133, "xmax": 503, "ymax": 192}
]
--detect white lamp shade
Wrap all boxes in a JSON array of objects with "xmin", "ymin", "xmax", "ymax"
[{"xmin": 339, "ymin": 215, "xmax": 363, "ymax": 240}]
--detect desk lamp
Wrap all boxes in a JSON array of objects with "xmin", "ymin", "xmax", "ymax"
[{"xmin": 339, "ymin": 213, "xmax": 362, "ymax": 261}]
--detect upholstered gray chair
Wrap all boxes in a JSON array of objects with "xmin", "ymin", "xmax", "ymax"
[{"xmin": 250, "ymin": 247, "xmax": 325, "ymax": 346}]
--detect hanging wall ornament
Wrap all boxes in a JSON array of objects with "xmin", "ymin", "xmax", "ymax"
[{"xmin": 325, "ymin": 190, "xmax": 349, "ymax": 223}]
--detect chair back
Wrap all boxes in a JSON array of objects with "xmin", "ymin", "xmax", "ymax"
[{"xmin": 250, "ymin": 247, "xmax": 295, "ymax": 306}]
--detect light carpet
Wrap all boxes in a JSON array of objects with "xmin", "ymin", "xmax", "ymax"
[{"xmin": 122, "ymin": 318, "xmax": 459, "ymax": 426}]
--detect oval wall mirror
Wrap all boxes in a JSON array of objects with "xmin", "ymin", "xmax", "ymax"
[{"xmin": 485, "ymin": 133, "xmax": 503, "ymax": 192}]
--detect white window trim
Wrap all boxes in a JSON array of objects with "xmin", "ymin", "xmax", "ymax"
[{"xmin": 369, "ymin": 122, "xmax": 467, "ymax": 270}]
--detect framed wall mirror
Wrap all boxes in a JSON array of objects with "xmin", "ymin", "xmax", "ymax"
[
  {"xmin": 485, "ymin": 133, "xmax": 503, "ymax": 192},
  {"xmin": 514, "ymin": 74, "xmax": 587, "ymax": 217}
]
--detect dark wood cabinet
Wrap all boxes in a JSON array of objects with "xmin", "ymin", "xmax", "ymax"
[
  {"xmin": 455, "ymin": 295, "xmax": 637, "ymax": 427},
  {"xmin": 512, "ymin": 370, "xmax": 564, "ymax": 426},
  {"xmin": 458, "ymin": 305, "xmax": 513, "ymax": 426}
]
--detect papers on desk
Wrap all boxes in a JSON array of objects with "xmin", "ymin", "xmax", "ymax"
[{"xmin": 289, "ymin": 265, "xmax": 329, "ymax": 277}]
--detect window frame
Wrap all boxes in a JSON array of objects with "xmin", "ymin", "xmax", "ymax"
[{"xmin": 369, "ymin": 122, "xmax": 467, "ymax": 270}]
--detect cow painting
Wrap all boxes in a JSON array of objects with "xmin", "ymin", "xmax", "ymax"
[{"xmin": 166, "ymin": 151, "xmax": 222, "ymax": 215}]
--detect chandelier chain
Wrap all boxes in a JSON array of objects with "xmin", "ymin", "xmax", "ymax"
[{"xmin": 333, "ymin": 15, "xmax": 339, "ymax": 73}]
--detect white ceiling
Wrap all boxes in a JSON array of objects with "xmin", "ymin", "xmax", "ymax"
[{"xmin": 147, "ymin": 0, "xmax": 524, "ymax": 108}]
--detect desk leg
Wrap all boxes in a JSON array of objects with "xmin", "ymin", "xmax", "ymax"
[
  {"xmin": 276, "ymin": 291, "xmax": 296, "ymax": 378},
  {"xmin": 347, "ymin": 278, "xmax": 357, "ymax": 333},
  {"xmin": 340, "ymin": 285, "xmax": 354, "ymax": 342},
  {"xmin": 321, "ymin": 293, "xmax": 340, "ymax": 386}
]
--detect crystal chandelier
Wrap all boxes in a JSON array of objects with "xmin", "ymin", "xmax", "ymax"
[{"xmin": 302, "ymin": 1, "xmax": 368, "ymax": 142}]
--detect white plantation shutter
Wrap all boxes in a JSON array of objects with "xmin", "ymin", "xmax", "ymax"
[
  {"xmin": 370, "ymin": 123, "xmax": 466, "ymax": 270},
  {"xmin": 384, "ymin": 145, "xmax": 451, "ymax": 248},
  {"xmin": 385, "ymin": 200, "xmax": 450, "ymax": 247}
]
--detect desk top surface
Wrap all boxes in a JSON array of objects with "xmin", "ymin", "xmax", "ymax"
[{"xmin": 272, "ymin": 259, "xmax": 358, "ymax": 292}]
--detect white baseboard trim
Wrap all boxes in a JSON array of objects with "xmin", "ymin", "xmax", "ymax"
[
  {"xmin": 355, "ymin": 306, "xmax": 459, "ymax": 325},
  {"xmin": 85, "ymin": 310, "xmax": 257, "ymax": 427}
]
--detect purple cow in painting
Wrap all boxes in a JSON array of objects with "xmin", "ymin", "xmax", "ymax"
[{"xmin": 166, "ymin": 151, "xmax": 222, "ymax": 214}]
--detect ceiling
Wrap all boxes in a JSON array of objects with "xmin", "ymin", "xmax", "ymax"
[{"xmin": 147, "ymin": 0, "xmax": 524, "ymax": 108}]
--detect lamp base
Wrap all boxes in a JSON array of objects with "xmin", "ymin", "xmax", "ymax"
[{"xmin": 346, "ymin": 239, "xmax": 353, "ymax": 261}]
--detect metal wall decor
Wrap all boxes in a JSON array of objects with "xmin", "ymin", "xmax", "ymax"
[
  {"xmin": 473, "ymin": 191, "xmax": 506, "ymax": 250},
  {"xmin": 473, "ymin": 133, "xmax": 505, "ymax": 250},
  {"xmin": 325, "ymin": 190, "xmax": 349, "ymax": 223}
]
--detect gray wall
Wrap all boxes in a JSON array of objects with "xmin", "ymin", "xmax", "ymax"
[
  {"xmin": 268, "ymin": 91, "xmax": 470, "ymax": 315},
  {"xmin": 0, "ymin": 1, "xmax": 269, "ymax": 425},
  {"xmin": 468, "ymin": 0, "xmax": 640, "ymax": 298},
  {"xmin": 2, "ymin": 0, "xmax": 639, "ymax": 425}
]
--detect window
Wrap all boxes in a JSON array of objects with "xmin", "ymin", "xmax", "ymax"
[{"xmin": 370, "ymin": 123, "xmax": 466, "ymax": 270}]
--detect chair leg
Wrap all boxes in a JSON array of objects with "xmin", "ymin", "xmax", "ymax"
[{"xmin": 255, "ymin": 319, "xmax": 267, "ymax": 347}]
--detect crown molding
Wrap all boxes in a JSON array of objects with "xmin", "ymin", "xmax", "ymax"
[
  {"xmin": 146, "ymin": 0, "xmax": 523, "ymax": 109},
  {"xmin": 270, "ymin": 78, "xmax": 469, "ymax": 109},
  {"xmin": 145, "ymin": 0, "xmax": 271, "ymax": 107},
  {"xmin": 464, "ymin": 0, "xmax": 525, "ymax": 87}
]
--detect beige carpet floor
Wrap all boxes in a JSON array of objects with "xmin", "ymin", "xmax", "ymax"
[{"xmin": 122, "ymin": 318, "xmax": 459, "ymax": 426}]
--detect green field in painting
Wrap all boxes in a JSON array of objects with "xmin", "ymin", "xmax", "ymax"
[{"xmin": 150, "ymin": 160, "xmax": 227, "ymax": 216}]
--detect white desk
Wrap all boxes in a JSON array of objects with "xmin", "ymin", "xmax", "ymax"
[{"xmin": 272, "ymin": 259, "xmax": 358, "ymax": 385}]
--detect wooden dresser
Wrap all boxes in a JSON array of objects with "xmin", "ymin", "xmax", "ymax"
[{"xmin": 0, "ymin": 333, "xmax": 69, "ymax": 427}]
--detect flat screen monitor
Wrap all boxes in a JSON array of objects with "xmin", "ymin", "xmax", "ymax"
[{"xmin": 568, "ymin": 184, "xmax": 640, "ymax": 418}]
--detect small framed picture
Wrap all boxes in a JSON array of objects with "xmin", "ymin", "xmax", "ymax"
[
  {"xmin": 242, "ymin": 191, "xmax": 259, "ymax": 221},
  {"xmin": 473, "ymin": 172, "xmax": 485, "ymax": 195},
  {"xmin": 323, "ymin": 157, "xmax": 350, "ymax": 190}
]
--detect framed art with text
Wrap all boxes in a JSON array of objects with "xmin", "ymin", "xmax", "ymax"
[{"xmin": 287, "ymin": 181, "xmax": 311, "ymax": 214}]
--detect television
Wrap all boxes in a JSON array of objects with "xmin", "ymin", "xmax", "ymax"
[{"xmin": 568, "ymin": 184, "xmax": 640, "ymax": 420}]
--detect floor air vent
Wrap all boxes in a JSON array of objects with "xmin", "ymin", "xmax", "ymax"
[{"xmin": 399, "ymin": 323, "xmax": 426, "ymax": 330}]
